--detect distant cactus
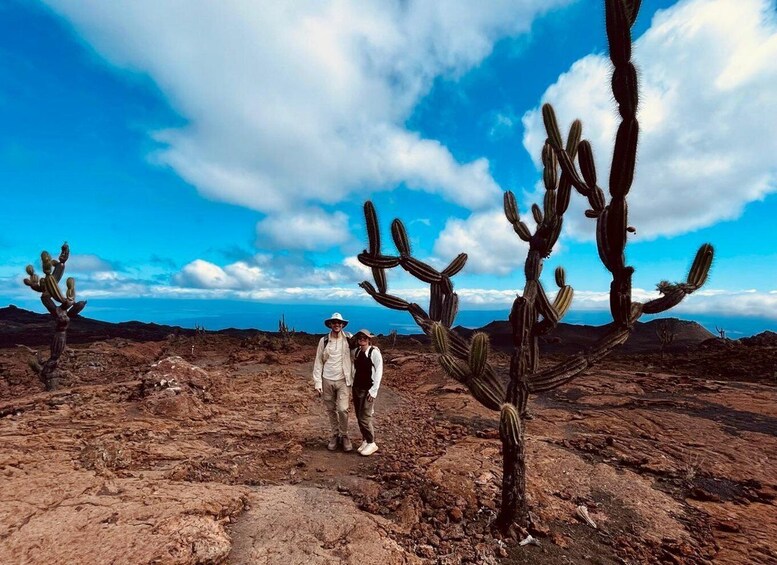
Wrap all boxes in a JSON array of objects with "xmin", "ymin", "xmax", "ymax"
[
  {"xmin": 22, "ymin": 242, "xmax": 87, "ymax": 391},
  {"xmin": 389, "ymin": 328, "xmax": 398, "ymax": 348},
  {"xmin": 356, "ymin": 0, "xmax": 714, "ymax": 532},
  {"xmin": 656, "ymin": 319, "xmax": 677, "ymax": 357},
  {"xmin": 278, "ymin": 314, "xmax": 295, "ymax": 341},
  {"xmin": 715, "ymin": 325, "xmax": 727, "ymax": 339}
]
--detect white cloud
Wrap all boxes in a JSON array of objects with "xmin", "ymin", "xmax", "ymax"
[
  {"xmin": 44, "ymin": 0, "xmax": 571, "ymax": 230},
  {"xmin": 522, "ymin": 0, "xmax": 777, "ymax": 240},
  {"xmin": 174, "ymin": 259, "xmax": 241, "ymax": 289},
  {"xmin": 434, "ymin": 208, "xmax": 530, "ymax": 275},
  {"xmin": 223, "ymin": 261, "xmax": 273, "ymax": 288},
  {"xmin": 169, "ymin": 254, "xmax": 372, "ymax": 291},
  {"xmin": 342, "ymin": 256, "xmax": 372, "ymax": 280},
  {"xmin": 256, "ymin": 208, "xmax": 350, "ymax": 251},
  {"xmin": 671, "ymin": 288, "xmax": 777, "ymax": 318}
]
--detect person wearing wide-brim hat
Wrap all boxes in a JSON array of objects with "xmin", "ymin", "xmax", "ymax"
[
  {"xmin": 351, "ymin": 329, "xmax": 383, "ymax": 457},
  {"xmin": 313, "ymin": 312, "xmax": 355, "ymax": 451}
]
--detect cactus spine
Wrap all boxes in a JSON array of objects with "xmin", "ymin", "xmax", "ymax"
[
  {"xmin": 22, "ymin": 242, "xmax": 87, "ymax": 391},
  {"xmin": 355, "ymin": 0, "xmax": 713, "ymax": 533}
]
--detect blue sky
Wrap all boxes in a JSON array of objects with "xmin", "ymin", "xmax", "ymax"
[{"xmin": 1, "ymin": 0, "xmax": 776, "ymax": 335}]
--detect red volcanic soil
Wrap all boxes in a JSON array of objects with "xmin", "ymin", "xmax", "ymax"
[{"xmin": 1, "ymin": 310, "xmax": 776, "ymax": 564}]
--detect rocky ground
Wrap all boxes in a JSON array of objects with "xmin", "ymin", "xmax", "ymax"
[{"xmin": 0, "ymin": 331, "xmax": 775, "ymax": 564}]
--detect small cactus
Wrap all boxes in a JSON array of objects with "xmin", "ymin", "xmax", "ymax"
[
  {"xmin": 278, "ymin": 314, "xmax": 294, "ymax": 341},
  {"xmin": 22, "ymin": 242, "xmax": 86, "ymax": 391},
  {"xmin": 656, "ymin": 319, "xmax": 677, "ymax": 360}
]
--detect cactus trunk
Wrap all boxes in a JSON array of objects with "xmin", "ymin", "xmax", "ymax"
[{"xmin": 497, "ymin": 437, "xmax": 527, "ymax": 533}]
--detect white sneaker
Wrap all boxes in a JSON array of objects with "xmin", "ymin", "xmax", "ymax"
[
  {"xmin": 360, "ymin": 443, "xmax": 378, "ymax": 457},
  {"xmin": 357, "ymin": 441, "xmax": 368, "ymax": 453}
]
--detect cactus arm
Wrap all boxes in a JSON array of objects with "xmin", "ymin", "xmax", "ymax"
[
  {"xmin": 358, "ymin": 280, "xmax": 411, "ymax": 310},
  {"xmin": 528, "ymin": 326, "xmax": 631, "ymax": 392},
  {"xmin": 52, "ymin": 242, "xmax": 69, "ymax": 282},
  {"xmin": 435, "ymin": 324, "xmax": 507, "ymax": 411},
  {"xmin": 68, "ymin": 300, "xmax": 87, "ymax": 318},
  {"xmin": 503, "ymin": 192, "xmax": 532, "ymax": 241},
  {"xmin": 40, "ymin": 294, "xmax": 58, "ymax": 316},
  {"xmin": 639, "ymin": 243, "xmax": 714, "ymax": 315},
  {"xmin": 364, "ymin": 201, "xmax": 381, "ymax": 255},
  {"xmin": 23, "ymin": 279, "xmax": 43, "ymax": 292},
  {"xmin": 43, "ymin": 275, "xmax": 66, "ymax": 303}
]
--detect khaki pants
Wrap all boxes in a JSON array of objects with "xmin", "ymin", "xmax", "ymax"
[{"xmin": 322, "ymin": 378, "xmax": 350, "ymax": 435}]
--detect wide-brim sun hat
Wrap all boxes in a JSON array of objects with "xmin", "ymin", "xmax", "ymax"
[
  {"xmin": 325, "ymin": 312, "xmax": 349, "ymax": 328},
  {"xmin": 354, "ymin": 329, "xmax": 375, "ymax": 340}
]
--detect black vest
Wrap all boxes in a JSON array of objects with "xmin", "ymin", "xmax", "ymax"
[{"xmin": 353, "ymin": 347, "xmax": 374, "ymax": 390}]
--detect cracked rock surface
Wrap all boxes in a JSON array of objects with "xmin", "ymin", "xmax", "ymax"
[
  {"xmin": 1, "ymin": 331, "xmax": 776, "ymax": 564},
  {"xmin": 228, "ymin": 486, "xmax": 420, "ymax": 564}
]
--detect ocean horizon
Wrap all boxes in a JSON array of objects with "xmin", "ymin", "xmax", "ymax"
[{"xmin": 7, "ymin": 297, "xmax": 775, "ymax": 339}]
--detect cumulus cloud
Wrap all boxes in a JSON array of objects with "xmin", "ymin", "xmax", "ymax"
[
  {"xmin": 44, "ymin": 0, "xmax": 571, "ymax": 231},
  {"xmin": 671, "ymin": 289, "xmax": 777, "ymax": 318},
  {"xmin": 171, "ymin": 254, "xmax": 371, "ymax": 291},
  {"xmin": 522, "ymin": 0, "xmax": 777, "ymax": 240},
  {"xmin": 434, "ymin": 208, "xmax": 531, "ymax": 275},
  {"xmin": 256, "ymin": 208, "xmax": 350, "ymax": 251},
  {"xmin": 342, "ymin": 256, "xmax": 372, "ymax": 280},
  {"xmin": 174, "ymin": 259, "xmax": 242, "ymax": 289}
]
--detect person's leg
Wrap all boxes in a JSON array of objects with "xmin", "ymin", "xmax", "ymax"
[
  {"xmin": 352, "ymin": 389, "xmax": 369, "ymax": 450},
  {"xmin": 335, "ymin": 380, "xmax": 352, "ymax": 450},
  {"xmin": 321, "ymin": 379, "xmax": 339, "ymax": 450},
  {"xmin": 360, "ymin": 398, "xmax": 378, "ymax": 456},
  {"xmin": 362, "ymin": 398, "xmax": 375, "ymax": 444}
]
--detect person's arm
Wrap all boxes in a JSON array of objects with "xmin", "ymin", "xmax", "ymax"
[
  {"xmin": 368, "ymin": 348, "xmax": 383, "ymax": 400},
  {"xmin": 312, "ymin": 338, "xmax": 325, "ymax": 393}
]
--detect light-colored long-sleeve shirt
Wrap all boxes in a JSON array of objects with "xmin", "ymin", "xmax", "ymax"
[{"xmin": 313, "ymin": 331, "xmax": 353, "ymax": 389}]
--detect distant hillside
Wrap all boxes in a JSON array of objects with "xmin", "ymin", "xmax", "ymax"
[
  {"xmin": 0, "ymin": 305, "xmax": 300, "ymax": 348},
  {"xmin": 0, "ymin": 305, "xmax": 190, "ymax": 348},
  {"xmin": 455, "ymin": 317, "xmax": 716, "ymax": 355},
  {"xmin": 2, "ymin": 305, "xmax": 766, "ymax": 355}
]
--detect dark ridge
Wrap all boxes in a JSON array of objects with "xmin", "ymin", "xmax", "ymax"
[
  {"xmin": 3, "ymin": 306, "xmax": 773, "ymax": 356},
  {"xmin": 0, "ymin": 305, "xmax": 288, "ymax": 348},
  {"xmin": 454, "ymin": 317, "xmax": 716, "ymax": 355}
]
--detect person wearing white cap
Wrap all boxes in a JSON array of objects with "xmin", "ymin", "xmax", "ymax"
[
  {"xmin": 313, "ymin": 312, "xmax": 355, "ymax": 451},
  {"xmin": 352, "ymin": 329, "xmax": 383, "ymax": 457}
]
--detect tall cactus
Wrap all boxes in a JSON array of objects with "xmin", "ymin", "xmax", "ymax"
[
  {"xmin": 356, "ymin": 0, "xmax": 714, "ymax": 532},
  {"xmin": 22, "ymin": 242, "xmax": 87, "ymax": 391}
]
